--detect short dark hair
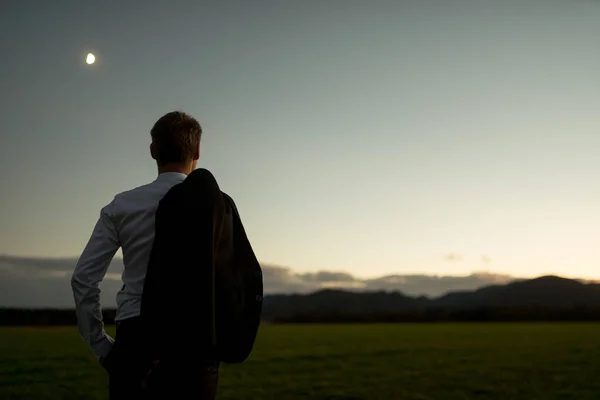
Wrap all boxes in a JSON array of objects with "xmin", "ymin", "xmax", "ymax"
[{"xmin": 150, "ymin": 111, "xmax": 202, "ymax": 166}]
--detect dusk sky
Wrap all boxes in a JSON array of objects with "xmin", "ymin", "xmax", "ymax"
[{"xmin": 2, "ymin": 0, "xmax": 600, "ymax": 288}]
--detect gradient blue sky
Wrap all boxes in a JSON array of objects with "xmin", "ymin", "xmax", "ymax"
[{"xmin": 1, "ymin": 0, "xmax": 600, "ymax": 279}]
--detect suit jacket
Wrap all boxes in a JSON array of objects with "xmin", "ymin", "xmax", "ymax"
[{"xmin": 140, "ymin": 168, "xmax": 262, "ymax": 363}]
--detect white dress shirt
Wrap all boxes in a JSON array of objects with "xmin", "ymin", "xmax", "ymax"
[{"xmin": 71, "ymin": 172, "xmax": 187, "ymax": 359}]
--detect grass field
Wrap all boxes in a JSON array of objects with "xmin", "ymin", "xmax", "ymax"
[{"xmin": 1, "ymin": 323, "xmax": 600, "ymax": 399}]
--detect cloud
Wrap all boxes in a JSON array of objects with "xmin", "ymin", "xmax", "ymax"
[
  {"xmin": 481, "ymin": 255, "xmax": 491, "ymax": 264},
  {"xmin": 443, "ymin": 253, "xmax": 463, "ymax": 262},
  {"xmin": 0, "ymin": 255, "xmax": 123, "ymax": 308},
  {"xmin": 361, "ymin": 272, "xmax": 513, "ymax": 297},
  {"xmin": 298, "ymin": 271, "xmax": 357, "ymax": 283},
  {"xmin": 0, "ymin": 254, "xmax": 516, "ymax": 308},
  {"xmin": 0, "ymin": 255, "xmax": 124, "ymax": 276}
]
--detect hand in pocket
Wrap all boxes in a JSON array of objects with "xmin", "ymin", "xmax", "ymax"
[{"xmin": 100, "ymin": 345, "xmax": 116, "ymax": 374}]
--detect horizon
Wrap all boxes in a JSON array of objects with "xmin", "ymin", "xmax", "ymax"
[
  {"xmin": 1, "ymin": 252, "xmax": 599, "ymax": 309},
  {"xmin": 1, "ymin": 258, "xmax": 599, "ymax": 311}
]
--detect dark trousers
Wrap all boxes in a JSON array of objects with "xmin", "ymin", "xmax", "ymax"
[{"xmin": 104, "ymin": 317, "xmax": 219, "ymax": 400}]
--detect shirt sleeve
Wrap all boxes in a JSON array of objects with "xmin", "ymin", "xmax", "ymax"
[{"xmin": 71, "ymin": 200, "xmax": 121, "ymax": 360}]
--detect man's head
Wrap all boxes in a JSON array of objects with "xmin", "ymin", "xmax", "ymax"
[{"xmin": 150, "ymin": 111, "xmax": 202, "ymax": 174}]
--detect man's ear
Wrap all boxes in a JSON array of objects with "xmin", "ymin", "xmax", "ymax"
[
  {"xmin": 150, "ymin": 142, "xmax": 157, "ymax": 160},
  {"xmin": 193, "ymin": 145, "xmax": 200, "ymax": 161}
]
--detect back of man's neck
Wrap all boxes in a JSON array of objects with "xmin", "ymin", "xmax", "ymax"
[{"xmin": 158, "ymin": 164, "xmax": 192, "ymax": 175}]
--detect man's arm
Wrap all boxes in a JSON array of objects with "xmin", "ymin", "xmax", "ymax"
[{"xmin": 71, "ymin": 201, "xmax": 120, "ymax": 361}]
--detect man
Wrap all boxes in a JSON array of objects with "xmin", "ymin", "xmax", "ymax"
[{"xmin": 71, "ymin": 111, "xmax": 209, "ymax": 399}]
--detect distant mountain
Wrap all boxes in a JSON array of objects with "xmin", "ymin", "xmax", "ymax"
[
  {"xmin": 262, "ymin": 275, "xmax": 600, "ymax": 321},
  {"xmin": 433, "ymin": 275, "xmax": 600, "ymax": 309}
]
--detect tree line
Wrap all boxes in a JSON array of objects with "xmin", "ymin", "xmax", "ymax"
[
  {"xmin": 0, "ymin": 308, "xmax": 117, "ymax": 326},
  {"xmin": 4, "ymin": 306, "xmax": 600, "ymax": 326}
]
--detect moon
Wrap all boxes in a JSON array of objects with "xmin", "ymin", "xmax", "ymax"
[{"xmin": 86, "ymin": 53, "xmax": 96, "ymax": 65}]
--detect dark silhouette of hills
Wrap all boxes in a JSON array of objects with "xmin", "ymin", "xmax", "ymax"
[
  {"xmin": 433, "ymin": 275, "xmax": 600, "ymax": 308},
  {"xmin": 262, "ymin": 275, "xmax": 600, "ymax": 322},
  {"xmin": 4, "ymin": 275, "xmax": 600, "ymax": 325}
]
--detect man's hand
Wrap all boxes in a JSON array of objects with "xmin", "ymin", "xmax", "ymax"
[{"xmin": 98, "ymin": 344, "xmax": 115, "ymax": 373}]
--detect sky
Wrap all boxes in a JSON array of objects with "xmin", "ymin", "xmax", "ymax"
[{"xmin": 1, "ymin": 0, "xmax": 600, "ymax": 295}]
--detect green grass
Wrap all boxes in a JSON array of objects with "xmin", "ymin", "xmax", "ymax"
[{"xmin": 2, "ymin": 323, "xmax": 600, "ymax": 399}]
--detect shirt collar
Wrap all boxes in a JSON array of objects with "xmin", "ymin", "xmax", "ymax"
[{"xmin": 155, "ymin": 172, "xmax": 188, "ymax": 182}]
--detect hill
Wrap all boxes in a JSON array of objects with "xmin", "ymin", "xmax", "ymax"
[
  {"xmin": 433, "ymin": 275, "xmax": 600, "ymax": 308},
  {"xmin": 262, "ymin": 275, "xmax": 600, "ymax": 322}
]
